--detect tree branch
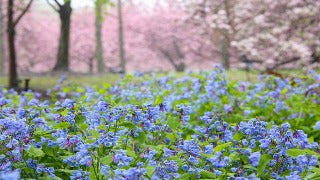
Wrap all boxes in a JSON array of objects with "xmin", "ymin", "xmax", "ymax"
[
  {"xmin": 53, "ymin": 0, "xmax": 62, "ymax": 7},
  {"xmin": 46, "ymin": 0, "xmax": 60, "ymax": 12},
  {"xmin": 13, "ymin": 0, "xmax": 34, "ymax": 27},
  {"xmin": 159, "ymin": 48, "xmax": 178, "ymax": 69},
  {"xmin": 173, "ymin": 41, "xmax": 185, "ymax": 59},
  {"xmin": 268, "ymin": 57, "xmax": 300, "ymax": 70}
]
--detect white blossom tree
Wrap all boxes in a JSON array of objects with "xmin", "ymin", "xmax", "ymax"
[{"xmin": 183, "ymin": 0, "xmax": 320, "ymax": 70}]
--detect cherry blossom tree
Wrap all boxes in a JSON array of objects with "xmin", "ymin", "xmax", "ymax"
[
  {"xmin": 183, "ymin": 0, "xmax": 320, "ymax": 70},
  {"xmin": 233, "ymin": 0, "xmax": 320, "ymax": 69},
  {"xmin": 16, "ymin": 13, "xmax": 57, "ymax": 73},
  {"xmin": 13, "ymin": 1, "xmax": 217, "ymax": 73},
  {"xmin": 126, "ymin": 0, "xmax": 218, "ymax": 72},
  {"xmin": 183, "ymin": 0, "xmax": 236, "ymax": 69}
]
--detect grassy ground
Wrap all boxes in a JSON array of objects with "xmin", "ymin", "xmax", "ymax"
[
  {"xmin": 0, "ymin": 69, "xmax": 307, "ymax": 90},
  {"xmin": 0, "ymin": 74, "xmax": 120, "ymax": 90}
]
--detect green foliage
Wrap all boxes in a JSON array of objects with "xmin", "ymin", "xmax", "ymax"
[
  {"xmin": 200, "ymin": 170, "xmax": 217, "ymax": 179},
  {"xmin": 257, "ymin": 154, "xmax": 272, "ymax": 177},
  {"xmin": 27, "ymin": 146, "xmax": 45, "ymax": 158},
  {"xmin": 287, "ymin": 149, "xmax": 318, "ymax": 157},
  {"xmin": 2, "ymin": 70, "xmax": 320, "ymax": 179},
  {"xmin": 214, "ymin": 142, "xmax": 232, "ymax": 152}
]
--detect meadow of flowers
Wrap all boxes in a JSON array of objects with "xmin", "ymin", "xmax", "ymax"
[{"xmin": 1, "ymin": 67, "xmax": 320, "ymax": 180}]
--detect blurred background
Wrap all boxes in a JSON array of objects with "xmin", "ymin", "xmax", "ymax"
[{"xmin": 0, "ymin": 0, "xmax": 319, "ymax": 89}]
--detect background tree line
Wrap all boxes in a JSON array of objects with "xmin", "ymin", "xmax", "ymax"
[{"xmin": 0, "ymin": 0, "xmax": 319, "ymax": 89}]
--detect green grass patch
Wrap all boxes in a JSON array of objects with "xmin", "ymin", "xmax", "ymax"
[{"xmin": 0, "ymin": 69, "xmax": 307, "ymax": 90}]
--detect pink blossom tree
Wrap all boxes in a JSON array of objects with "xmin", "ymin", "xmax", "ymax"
[
  {"xmin": 14, "ymin": 1, "xmax": 218, "ymax": 73},
  {"xmin": 16, "ymin": 13, "xmax": 58, "ymax": 73},
  {"xmin": 125, "ymin": 0, "xmax": 218, "ymax": 72},
  {"xmin": 183, "ymin": 0, "xmax": 320, "ymax": 69}
]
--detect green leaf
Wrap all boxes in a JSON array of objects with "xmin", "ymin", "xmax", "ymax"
[
  {"xmin": 90, "ymin": 129, "xmax": 101, "ymax": 138},
  {"xmin": 97, "ymin": 124, "xmax": 106, "ymax": 130},
  {"xmin": 54, "ymin": 122, "xmax": 70, "ymax": 129},
  {"xmin": 75, "ymin": 114, "xmax": 85, "ymax": 124},
  {"xmin": 115, "ymin": 97, "xmax": 122, "ymax": 104},
  {"xmin": 214, "ymin": 142, "xmax": 232, "ymax": 152},
  {"xmin": 200, "ymin": 170, "xmax": 216, "ymax": 178},
  {"xmin": 229, "ymin": 152, "xmax": 240, "ymax": 161},
  {"xmin": 146, "ymin": 145, "xmax": 166, "ymax": 152},
  {"xmin": 306, "ymin": 172, "xmax": 320, "ymax": 180},
  {"xmin": 146, "ymin": 166, "xmax": 155, "ymax": 177},
  {"xmin": 168, "ymin": 115, "xmax": 180, "ymax": 130},
  {"xmin": 61, "ymin": 109, "xmax": 69, "ymax": 116},
  {"xmin": 166, "ymin": 133, "xmax": 175, "ymax": 141},
  {"xmin": 135, "ymin": 131, "xmax": 146, "ymax": 143},
  {"xmin": 309, "ymin": 136, "xmax": 314, "ymax": 144},
  {"xmin": 27, "ymin": 146, "xmax": 45, "ymax": 158},
  {"xmin": 177, "ymin": 173, "xmax": 193, "ymax": 180},
  {"xmin": 89, "ymin": 167, "xmax": 96, "ymax": 180},
  {"xmin": 201, "ymin": 153, "xmax": 214, "ymax": 159},
  {"xmin": 85, "ymin": 138, "xmax": 96, "ymax": 144},
  {"xmin": 287, "ymin": 149, "xmax": 318, "ymax": 157},
  {"xmin": 56, "ymin": 169, "xmax": 73, "ymax": 175},
  {"xmin": 281, "ymin": 88, "xmax": 288, "ymax": 95},
  {"xmin": 257, "ymin": 154, "xmax": 272, "ymax": 177},
  {"xmin": 233, "ymin": 132, "xmax": 243, "ymax": 141},
  {"xmin": 79, "ymin": 123, "xmax": 89, "ymax": 131},
  {"xmin": 182, "ymin": 128, "xmax": 195, "ymax": 138},
  {"xmin": 100, "ymin": 155, "xmax": 113, "ymax": 165},
  {"xmin": 162, "ymin": 90, "xmax": 171, "ymax": 96},
  {"xmin": 312, "ymin": 167, "xmax": 320, "ymax": 173},
  {"xmin": 13, "ymin": 162, "xmax": 25, "ymax": 169},
  {"xmin": 42, "ymin": 145, "xmax": 58, "ymax": 157},
  {"xmin": 119, "ymin": 122, "xmax": 135, "ymax": 129},
  {"xmin": 39, "ymin": 175, "xmax": 58, "ymax": 180},
  {"xmin": 173, "ymin": 99, "xmax": 189, "ymax": 108},
  {"xmin": 267, "ymin": 122, "xmax": 273, "ymax": 129},
  {"xmin": 103, "ymin": 83, "xmax": 111, "ymax": 89},
  {"xmin": 244, "ymin": 164, "xmax": 256, "ymax": 170},
  {"xmin": 154, "ymin": 95, "xmax": 163, "ymax": 105},
  {"xmin": 126, "ymin": 150, "xmax": 137, "ymax": 158}
]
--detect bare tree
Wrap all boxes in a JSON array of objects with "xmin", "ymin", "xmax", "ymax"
[
  {"xmin": 117, "ymin": 0, "xmax": 126, "ymax": 73},
  {"xmin": 7, "ymin": 0, "xmax": 34, "ymax": 88},
  {"xmin": 46, "ymin": 0, "xmax": 72, "ymax": 71},
  {"xmin": 95, "ymin": 0, "xmax": 105, "ymax": 73},
  {"xmin": 0, "ymin": 0, "xmax": 5, "ymax": 75}
]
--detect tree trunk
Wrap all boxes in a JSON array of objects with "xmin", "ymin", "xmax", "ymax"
[
  {"xmin": 117, "ymin": 0, "xmax": 126, "ymax": 73},
  {"xmin": 176, "ymin": 62, "xmax": 185, "ymax": 72},
  {"xmin": 95, "ymin": 0, "xmax": 105, "ymax": 73},
  {"xmin": 159, "ymin": 48, "xmax": 185, "ymax": 72},
  {"xmin": 219, "ymin": 0, "xmax": 233, "ymax": 70},
  {"xmin": 311, "ymin": 51, "xmax": 320, "ymax": 64},
  {"xmin": 7, "ymin": 0, "xmax": 18, "ymax": 88},
  {"xmin": 220, "ymin": 35, "xmax": 230, "ymax": 69},
  {"xmin": 53, "ymin": 2, "xmax": 72, "ymax": 71},
  {"xmin": 0, "ymin": 0, "xmax": 5, "ymax": 75},
  {"xmin": 89, "ymin": 56, "xmax": 94, "ymax": 73}
]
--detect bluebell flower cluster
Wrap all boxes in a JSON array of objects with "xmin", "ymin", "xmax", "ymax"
[
  {"xmin": 27, "ymin": 159, "xmax": 55, "ymax": 177},
  {"xmin": 70, "ymin": 169, "xmax": 90, "ymax": 180},
  {"xmin": 113, "ymin": 150, "xmax": 133, "ymax": 167},
  {"xmin": 1, "ymin": 68, "xmax": 320, "ymax": 179},
  {"xmin": 153, "ymin": 160, "xmax": 180, "ymax": 179}
]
